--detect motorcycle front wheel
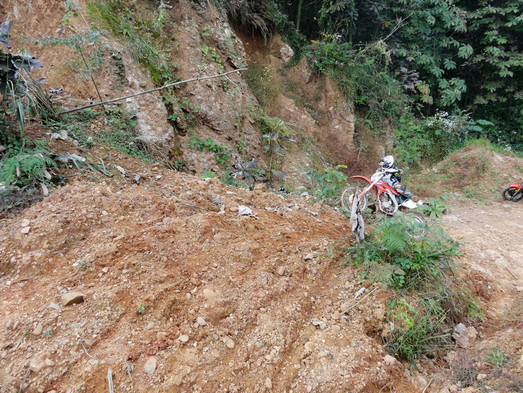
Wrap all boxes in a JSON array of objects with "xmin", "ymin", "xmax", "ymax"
[
  {"xmin": 502, "ymin": 187, "xmax": 523, "ymax": 202},
  {"xmin": 341, "ymin": 186, "xmax": 368, "ymax": 211}
]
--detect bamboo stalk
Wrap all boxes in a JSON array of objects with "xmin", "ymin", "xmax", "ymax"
[{"xmin": 58, "ymin": 68, "xmax": 247, "ymax": 116}]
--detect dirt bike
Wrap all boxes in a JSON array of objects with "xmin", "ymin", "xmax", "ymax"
[
  {"xmin": 341, "ymin": 168, "xmax": 426, "ymax": 237},
  {"xmin": 502, "ymin": 178, "xmax": 523, "ymax": 202}
]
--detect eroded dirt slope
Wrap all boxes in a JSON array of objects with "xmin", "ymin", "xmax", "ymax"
[{"xmin": 0, "ymin": 165, "xmax": 420, "ymax": 393}]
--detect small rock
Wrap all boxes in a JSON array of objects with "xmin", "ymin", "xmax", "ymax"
[
  {"xmin": 30, "ymin": 360, "xmax": 45, "ymax": 373},
  {"xmin": 384, "ymin": 355, "xmax": 398, "ymax": 366},
  {"xmin": 467, "ymin": 326, "xmax": 478, "ymax": 342},
  {"xmin": 144, "ymin": 356, "xmax": 157, "ymax": 374},
  {"xmin": 88, "ymin": 359, "xmax": 99, "ymax": 367},
  {"xmin": 21, "ymin": 226, "xmax": 31, "ymax": 234},
  {"xmin": 29, "ymin": 353, "xmax": 49, "ymax": 373},
  {"xmin": 303, "ymin": 253, "xmax": 314, "ymax": 261},
  {"xmin": 178, "ymin": 335, "xmax": 189, "ymax": 343},
  {"xmin": 254, "ymin": 183, "xmax": 266, "ymax": 194},
  {"xmin": 33, "ymin": 323, "xmax": 44, "ymax": 336},
  {"xmin": 477, "ymin": 373, "xmax": 487, "ymax": 381},
  {"xmin": 265, "ymin": 377, "xmax": 272, "ymax": 389},
  {"xmin": 311, "ymin": 320, "xmax": 327, "ymax": 330},
  {"xmin": 21, "ymin": 219, "xmax": 30, "ymax": 227},
  {"xmin": 277, "ymin": 266, "xmax": 286, "ymax": 276},
  {"xmin": 114, "ymin": 165, "xmax": 126, "ymax": 177},
  {"xmin": 415, "ymin": 374, "xmax": 427, "ymax": 389},
  {"xmin": 224, "ymin": 337, "xmax": 235, "ymax": 349},
  {"xmin": 203, "ymin": 288, "xmax": 217, "ymax": 300},
  {"xmin": 49, "ymin": 302, "xmax": 60, "ymax": 310},
  {"xmin": 452, "ymin": 323, "xmax": 470, "ymax": 348},
  {"xmin": 197, "ymin": 317, "xmax": 207, "ymax": 326},
  {"xmin": 61, "ymin": 291, "xmax": 85, "ymax": 307}
]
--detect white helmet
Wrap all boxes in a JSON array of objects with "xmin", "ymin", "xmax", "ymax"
[{"xmin": 379, "ymin": 155, "xmax": 394, "ymax": 169}]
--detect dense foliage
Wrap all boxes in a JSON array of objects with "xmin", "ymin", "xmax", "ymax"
[{"xmin": 232, "ymin": 0, "xmax": 522, "ymax": 156}]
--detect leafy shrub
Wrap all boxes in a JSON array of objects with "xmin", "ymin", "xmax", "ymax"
[
  {"xmin": 420, "ymin": 194, "xmax": 454, "ymax": 219},
  {"xmin": 88, "ymin": 0, "xmax": 172, "ymax": 85},
  {"xmin": 262, "ymin": 1, "xmax": 308, "ymax": 57},
  {"xmin": 97, "ymin": 107, "xmax": 151, "ymax": 159},
  {"xmin": 346, "ymin": 216, "xmax": 460, "ymax": 289},
  {"xmin": 396, "ymin": 110, "xmax": 498, "ymax": 166},
  {"xmin": 188, "ymin": 135, "xmax": 229, "ymax": 166},
  {"xmin": 312, "ymin": 41, "xmax": 408, "ymax": 131},
  {"xmin": 345, "ymin": 216, "xmax": 481, "ymax": 362},
  {"xmin": 384, "ymin": 296, "xmax": 451, "ymax": 363},
  {"xmin": 245, "ymin": 64, "xmax": 278, "ymax": 110},
  {"xmin": 485, "ymin": 348, "xmax": 510, "ymax": 369},
  {"xmin": 0, "ymin": 140, "xmax": 57, "ymax": 187},
  {"xmin": 307, "ymin": 165, "xmax": 347, "ymax": 205}
]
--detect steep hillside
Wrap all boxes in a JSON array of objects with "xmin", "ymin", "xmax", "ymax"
[
  {"xmin": 1, "ymin": 1, "xmax": 522, "ymax": 393},
  {"xmin": 0, "ymin": 0, "xmax": 369, "ymax": 188}
]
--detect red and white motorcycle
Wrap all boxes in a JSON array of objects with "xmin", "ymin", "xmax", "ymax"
[{"xmin": 341, "ymin": 168, "xmax": 426, "ymax": 237}]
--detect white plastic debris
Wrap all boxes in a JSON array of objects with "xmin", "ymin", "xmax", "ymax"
[
  {"xmin": 115, "ymin": 165, "xmax": 126, "ymax": 177},
  {"xmin": 238, "ymin": 205, "xmax": 253, "ymax": 216},
  {"xmin": 354, "ymin": 287, "xmax": 366, "ymax": 299}
]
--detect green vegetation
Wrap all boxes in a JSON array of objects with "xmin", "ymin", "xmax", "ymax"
[
  {"xmin": 346, "ymin": 217, "xmax": 460, "ymax": 289},
  {"xmin": 188, "ymin": 135, "xmax": 229, "ymax": 166},
  {"xmin": 87, "ymin": 0, "xmax": 173, "ymax": 85},
  {"xmin": 0, "ymin": 140, "xmax": 56, "ymax": 188},
  {"xmin": 45, "ymin": 107, "xmax": 151, "ymax": 160},
  {"xmin": 420, "ymin": 194, "xmax": 454, "ymax": 219},
  {"xmin": 307, "ymin": 165, "xmax": 347, "ymax": 205},
  {"xmin": 235, "ymin": 0, "xmax": 522, "ymax": 158},
  {"xmin": 245, "ymin": 64, "xmax": 278, "ymax": 110},
  {"xmin": 485, "ymin": 347, "xmax": 509, "ymax": 369},
  {"xmin": 384, "ymin": 296, "xmax": 451, "ymax": 363},
  {"xmin": 345, "ymin": 217, "xmax": 480, "ymax": 362}
]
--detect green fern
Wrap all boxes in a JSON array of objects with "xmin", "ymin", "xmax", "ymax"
[
  {"xmin": 0, "ymin": 145, "xmax": 56, "ymax": 186},
  {"xmin": 346, "ymin": 217, "xmax": 460, "ymax": 289}
]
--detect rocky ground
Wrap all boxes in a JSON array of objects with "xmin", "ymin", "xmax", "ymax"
[
  {"xmin": 1, "ymin": 147, "xmax": 522, "ymax": 393},
  {"xmin": 0, "ymin": 0, "xmax": 522, "ymax": 391}
]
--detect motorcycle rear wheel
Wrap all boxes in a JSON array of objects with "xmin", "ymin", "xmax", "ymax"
[
  {"xmin": 341, "ymin": 186, "xmax": 368, "ymax": 211},
  {"xmin": 502, "ymin": 187, "xmax": 523, "ymax": 202},
  {"xmin": 404, "ymin": 212, "xmax": 426, "ymax": 239}
]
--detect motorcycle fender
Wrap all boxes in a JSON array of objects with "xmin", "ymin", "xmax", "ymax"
[
  {"xmin": 400, "ymin": 199, "xmax": 418, "ymax": 209},
  {"xmin": 351, "ymin": 175, "xmax": 372, "ymax": 183},
  {"xmin": 508, "ymin": 184, "xmax": 522, "ymax": 189}
]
